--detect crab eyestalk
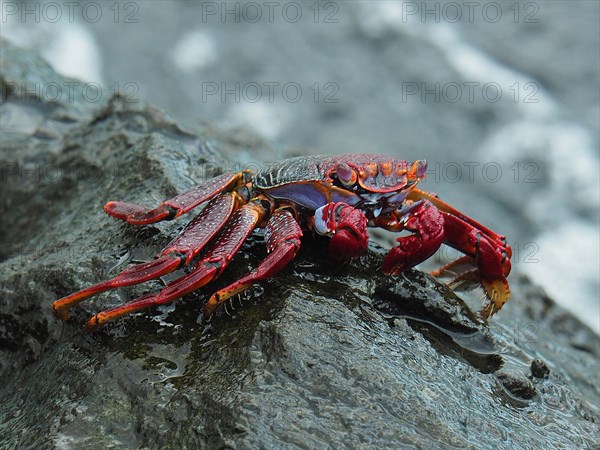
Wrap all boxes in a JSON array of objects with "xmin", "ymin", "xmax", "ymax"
[
  {"xmin": 335, "ymin": 162, "xmax": 358, "ymax": 188},
  {"xmin": 408, "ymin": 159, "xmax": 428, "ymax": 180}
]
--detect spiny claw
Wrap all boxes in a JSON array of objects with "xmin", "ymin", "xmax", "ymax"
[
  {"xmin": 445, "ymin": 269, "xmax": 510, "ymax": 319},
  {"xmin": 479, "ymin": 276, "xmax": 510, "ymax": 319},
  {"xmin": 434, "ymin": 262, "xmax": 510, "ymax": 319}
]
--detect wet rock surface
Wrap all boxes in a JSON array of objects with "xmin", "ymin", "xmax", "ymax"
[{"xmin": 1, "ymin": 40, "xmax": 599, "ymax": 449}]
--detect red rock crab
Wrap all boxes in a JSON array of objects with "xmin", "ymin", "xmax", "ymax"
[{"xmin": 52, "ymin": 154, "xmax": 512, "ymax": 330}]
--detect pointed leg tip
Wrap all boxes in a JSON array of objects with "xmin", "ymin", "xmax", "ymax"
[
  {"xmin": 429, "ymin": 269, "xmax": 443, "ymax": 277},
  {"xmin": 203, "ymin": 295, "xmax": 219, "ymax": 317},
  {"xmin": 103, "ymin": 201, "xmax": 130, "ymax": 220},
  {"xmin": 103, "ymin": 201, "xmax": 126, "ymax": 216},
  {"xmin": 52, "ymin": 304, "xmax": 69, "ymax": 321},
  {"xmin": 480, "ymin": 278, "xmax": 510, "ymax": 319},
  {"xmin": 203, "ymin": 305, "xmax": 215, "ymax": 317},
  {"xmin": 85, "ymin": 315, "xmax": 102, "ymax": 333},
  {"xmin": 104, "ymin": 201, "xmax": 175, "ymax": 224}
]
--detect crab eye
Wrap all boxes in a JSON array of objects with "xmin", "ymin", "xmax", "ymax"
[{"xmin": 336, "ymin": 163, "xmax": 357, "ymax": 187}]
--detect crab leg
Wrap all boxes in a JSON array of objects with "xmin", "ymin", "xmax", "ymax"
[
  {"xmin": 52, "ymin": 192, "xmax": 240, "ymax": 320},
  {"xmin": 407, "ymin": 188, "xmax": 511, "ymax": 317},
  {"xmin": 429, "ymin": 255, "xmax": 474, "ymax": 278},
  {"xmin": 104, "ymin": 172, "xmax": 248, "ymax": 225},
  {"xmin": 408, "ymin": 188, "xmax": 511, "ymax": 257},
  {"xmin": 437, "ymin": 212, "xmax": 511, "ymax": 318},
  {"xmin": 204, "ymin": 209, "xmax": 303, "ymax": 315},
  {"xmin": 85, "ymin": 200, "xmax": 268, "ymax": 331}
]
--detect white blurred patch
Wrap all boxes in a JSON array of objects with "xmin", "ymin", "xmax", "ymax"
[
  {"xmin": 355, "ymin": 1, "xmax": 410, "ymax": 38},
  {"xmin": 0, "ymin": 15, "xmax": 103, "ymax": 83},
  {"xmin": 227, "ymin": 102, "xmax": 288, "ymax": 141},
  {"xmin": 525, "ymin": 223, "xmax": 600, "ymax": 334},
  {"xmin": 427, "ymin": 23, "xmax": 557, "ymax": 119},
  {"xmin": 171, "ymin": 30, "xmax": 217, "ymax": 74},
  {"xmin": 356, "ymin": 3, "xmax": 555, "ymax": 118},
  {"xmin": 482, "ymin": 121, "xmax": 599, "ymax": 222},
  {"xmin": 42, "ymin": 24, "xmax": 103, "ymax": 83},
  {"xmin": 0, "ymin": 103, "xmax": 46, "ymax": 134}
]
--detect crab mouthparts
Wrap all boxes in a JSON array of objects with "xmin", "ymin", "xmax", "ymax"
[{"xmin": 358, "ymin": 191, "xmax": 411, "ymax": 218}]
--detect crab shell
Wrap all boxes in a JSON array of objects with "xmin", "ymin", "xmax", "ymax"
[{"xmin": 254, "ymin": 154, "xmax": 428, "ymax": 212}]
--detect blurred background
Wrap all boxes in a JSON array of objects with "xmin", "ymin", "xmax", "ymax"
[{"xmin": 1, "ymin": 0, "xmax": 598, "ymax": 332}]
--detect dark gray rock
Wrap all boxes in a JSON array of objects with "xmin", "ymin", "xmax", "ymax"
[
  {"xmin": 530, "ymin": 358, "xmax": 550, "ymax": 379},
  {"xmin": 1, "ymin": 39, "xmax": 599, "ymax": 450}
]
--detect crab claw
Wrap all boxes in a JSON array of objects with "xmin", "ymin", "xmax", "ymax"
[
  {"xmin": 381, "ymin": 200, "xmax": 445, "ymax": 274},
  {"xmin": 473, "ymin": 235, "xmax": 511, "ymax": 318},
  {"xmin": 479, "ymin": 278, "xmax": 511, "ymax": 319},
  {"xmin": 429, "ymin": 213, "xmax": 512, "ymax": 319},
  {"xmin": 313, "ymin": 202, "xmax": 368, "ymax": 260}
]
